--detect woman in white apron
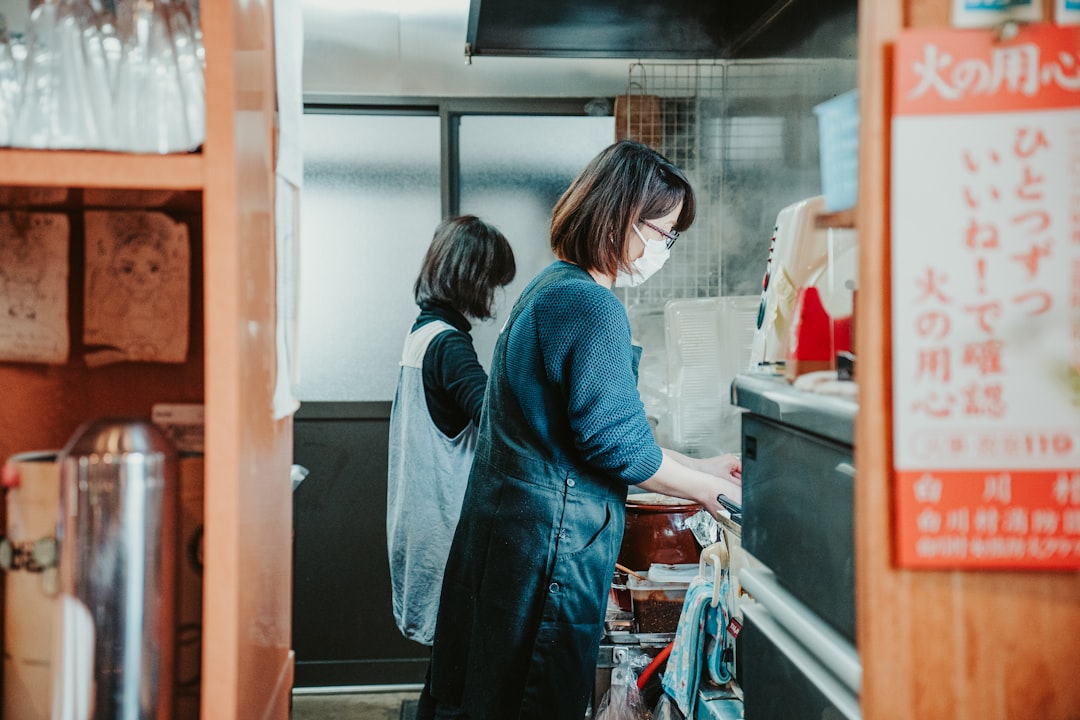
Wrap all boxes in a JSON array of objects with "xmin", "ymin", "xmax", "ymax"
[{"xmin": 386, "ymin": 215, "xmax": 516, "ymax": 715}]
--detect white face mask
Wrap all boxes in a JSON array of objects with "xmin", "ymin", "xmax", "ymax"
[{"xmin": 615, "ymin": 224, "xmax": 671, "ymax": 288}]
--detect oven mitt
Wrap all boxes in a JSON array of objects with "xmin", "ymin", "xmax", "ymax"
[{"xmin": 660, "ymin": 576, "xmax": 712, "ymax": 718}]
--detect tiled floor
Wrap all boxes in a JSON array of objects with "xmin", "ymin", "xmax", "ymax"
[{"xmin": 290, "ymin": 690, "xmax": 421, "ymax": 720}]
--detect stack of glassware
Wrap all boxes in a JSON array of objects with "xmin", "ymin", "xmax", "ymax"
[{"xmin": 0, "ymin": 0, "xmax": 204, "ymax": 154}]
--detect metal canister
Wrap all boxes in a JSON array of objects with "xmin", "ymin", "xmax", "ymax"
[{"xmin": 54, "ymin": 418, "xmax": 178, "ymax": 720}]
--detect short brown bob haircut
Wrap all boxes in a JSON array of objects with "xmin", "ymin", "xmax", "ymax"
[
  {"xmin": 414, "ymin": 215, "xmax": 516, "ymax": 320},
  {"xmin": 550, "ymin": 139, "xmax": 696, "ymax": 278}
]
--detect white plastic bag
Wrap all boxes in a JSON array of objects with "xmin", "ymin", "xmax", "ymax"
[{"xmin": 594, "ymin": 655, "xmax": 652, "ymax": 720}]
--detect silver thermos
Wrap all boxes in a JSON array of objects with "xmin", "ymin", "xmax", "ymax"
[{"xmin": 53, "ymin": 418, "xmax": 178, "ymax": 720}]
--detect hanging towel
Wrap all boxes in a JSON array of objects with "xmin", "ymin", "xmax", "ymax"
[
  {"xmin": 704, "ymin": 572, "xmax": 732, "ymax": 686},
  {"xmin": 660, "ymin": 576, "xmax": 713, "ymax": 717}
]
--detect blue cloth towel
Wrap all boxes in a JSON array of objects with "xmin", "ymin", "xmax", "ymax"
[
  {"xmin": 661, "ymin": 577, "xmax": 713, "ymax": 717},
  {"xmin": 661, "ymin": 573, "xmax": 733, "ymax": 717}
]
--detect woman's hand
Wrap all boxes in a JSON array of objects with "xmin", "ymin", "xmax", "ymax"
[
  {"xmin": 664, "ymin": 448, "xmax": 741, "ymax": 483},
  {"xmin": 638, "ymin": 450, "xmax": 743, "ymax": 518},
  {"xmin": 701, "ymin": 458, "xmax": 742, "ymax": 513},
  {"xmin": 695, "ymin": 453, "xmax": 741, "ymax": 483}
]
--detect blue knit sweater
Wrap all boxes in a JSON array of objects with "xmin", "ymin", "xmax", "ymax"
[{"xmin": 502, "ymin": 261, "xmax": 663, "ymax": 484}]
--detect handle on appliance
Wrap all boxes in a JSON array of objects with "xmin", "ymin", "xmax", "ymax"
[
  {"xmin": 743, "ymin": 435, "xmax": 757, "ymax": 460},
  {"xmin": 291, "ymin": 464, "xmax": 309, "ymax": 492},
  {"xmin": 698, "ymin": 542, "xmax": 728, "ymax": 608},
  {"xmin": 739, "ymin": 566, "xmax": 861, "ymax": 694},
  {"xmin": 742, "ymin": 600, "xmax": 861, "ymax": 720},
  {"xmin": 717, "ymin": 494, "xmax": 742, "ymax": 516}
]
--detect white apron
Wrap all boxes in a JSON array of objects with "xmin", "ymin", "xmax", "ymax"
[{"xmin": 386, "ymin": 320, "xmax": 478, "ymax": 645}]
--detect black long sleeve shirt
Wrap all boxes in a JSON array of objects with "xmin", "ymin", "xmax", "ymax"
[{"xmin": 414, "ymin": 302, "xmax": 488, "ymax": 438}]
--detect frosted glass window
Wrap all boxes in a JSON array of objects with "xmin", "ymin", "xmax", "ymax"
[
  {"xmin": 296, "ymin": 113, "xmax": 441, "ymax": 401},
  {"xmin": 458, "ymin": 115, "xmax": 614, "ymax": 369}
]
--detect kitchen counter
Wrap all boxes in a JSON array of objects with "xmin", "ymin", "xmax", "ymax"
[{"xmin": 730, "ymin": 371, "xmax": 856, "ymax": 446}]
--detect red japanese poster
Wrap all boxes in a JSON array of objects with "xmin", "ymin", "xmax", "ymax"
[{"xmin": 891, "ymin": 24, "xmax": 1080, "ymax": 569}]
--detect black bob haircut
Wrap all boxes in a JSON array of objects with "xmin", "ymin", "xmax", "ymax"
[{"xmin": 413, "ymin": 215, "xmax": 516, "ymax": 320}]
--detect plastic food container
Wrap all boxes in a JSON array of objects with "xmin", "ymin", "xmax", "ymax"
[{"xmin": 627, "ymin": 572, "xmax": 690, "ymax": 634}]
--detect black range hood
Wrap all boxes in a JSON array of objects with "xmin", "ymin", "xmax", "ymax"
[{"xmin": 465, "ymin": 0, "xmax": 858, "ymax": 60}]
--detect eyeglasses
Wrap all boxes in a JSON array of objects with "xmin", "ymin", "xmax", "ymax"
[{"xmin": 639, "ymin": 219, "xmax": 680, "ymax": 249}]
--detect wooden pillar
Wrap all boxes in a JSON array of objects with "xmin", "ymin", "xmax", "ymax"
[{"xmin": 854, "ymin": 1, "xmax": 1080, "ymax": 718}]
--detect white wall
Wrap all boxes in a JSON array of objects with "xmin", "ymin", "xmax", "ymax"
[{"xmin": 302, "ymin": 0, "xmax": 653, "ymax": 99}]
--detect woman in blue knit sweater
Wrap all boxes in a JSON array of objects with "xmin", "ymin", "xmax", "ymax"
[{"xmin": 424, "ymin": 140, "xmax": 742, "ymax": 720}]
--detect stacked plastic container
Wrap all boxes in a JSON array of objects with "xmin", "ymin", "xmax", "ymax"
[{"xmin": 664, "ymin": 295, "xmax": 760, "ymax": 456}]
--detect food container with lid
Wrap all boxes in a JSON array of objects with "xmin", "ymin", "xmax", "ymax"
[{"xmin": 627, "ymin": 571, "xmax": 691, "ymax": 634}]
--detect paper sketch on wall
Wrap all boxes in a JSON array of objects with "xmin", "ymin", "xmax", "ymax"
[
  {"xmin": 0, "ymin": 211, "xmax": 70, "ymax": 364},
  {"xmin": 84, "ymin": 211, "xmax": 190, "ymax": 366}
]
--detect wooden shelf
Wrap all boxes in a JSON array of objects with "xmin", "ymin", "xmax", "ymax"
[
  {"xmin": 1, "ymin": 3, "xmax": 293, "ymax": 718},
  {"xmin": 0, "ymin": 148, "xmax": 204, "ymax": 191}
]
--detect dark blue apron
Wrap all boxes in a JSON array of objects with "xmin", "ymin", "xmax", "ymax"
[{"xmin": 430, "ymin": 263, "xmax": 638, "ymax": 720}]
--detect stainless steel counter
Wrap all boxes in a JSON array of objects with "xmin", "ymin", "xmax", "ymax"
[{"xmin": 730, "ymin": 371, "xmax": 857, "ymax": 446}]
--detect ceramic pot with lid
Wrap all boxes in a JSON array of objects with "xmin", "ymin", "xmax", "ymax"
[
  {"xmin": 619, "ymin": 492, "xmax": 703, "ymax": 570},
  {"xmin": 612, "ymin": 492, "xmax": 702, "ymax": 612}
]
